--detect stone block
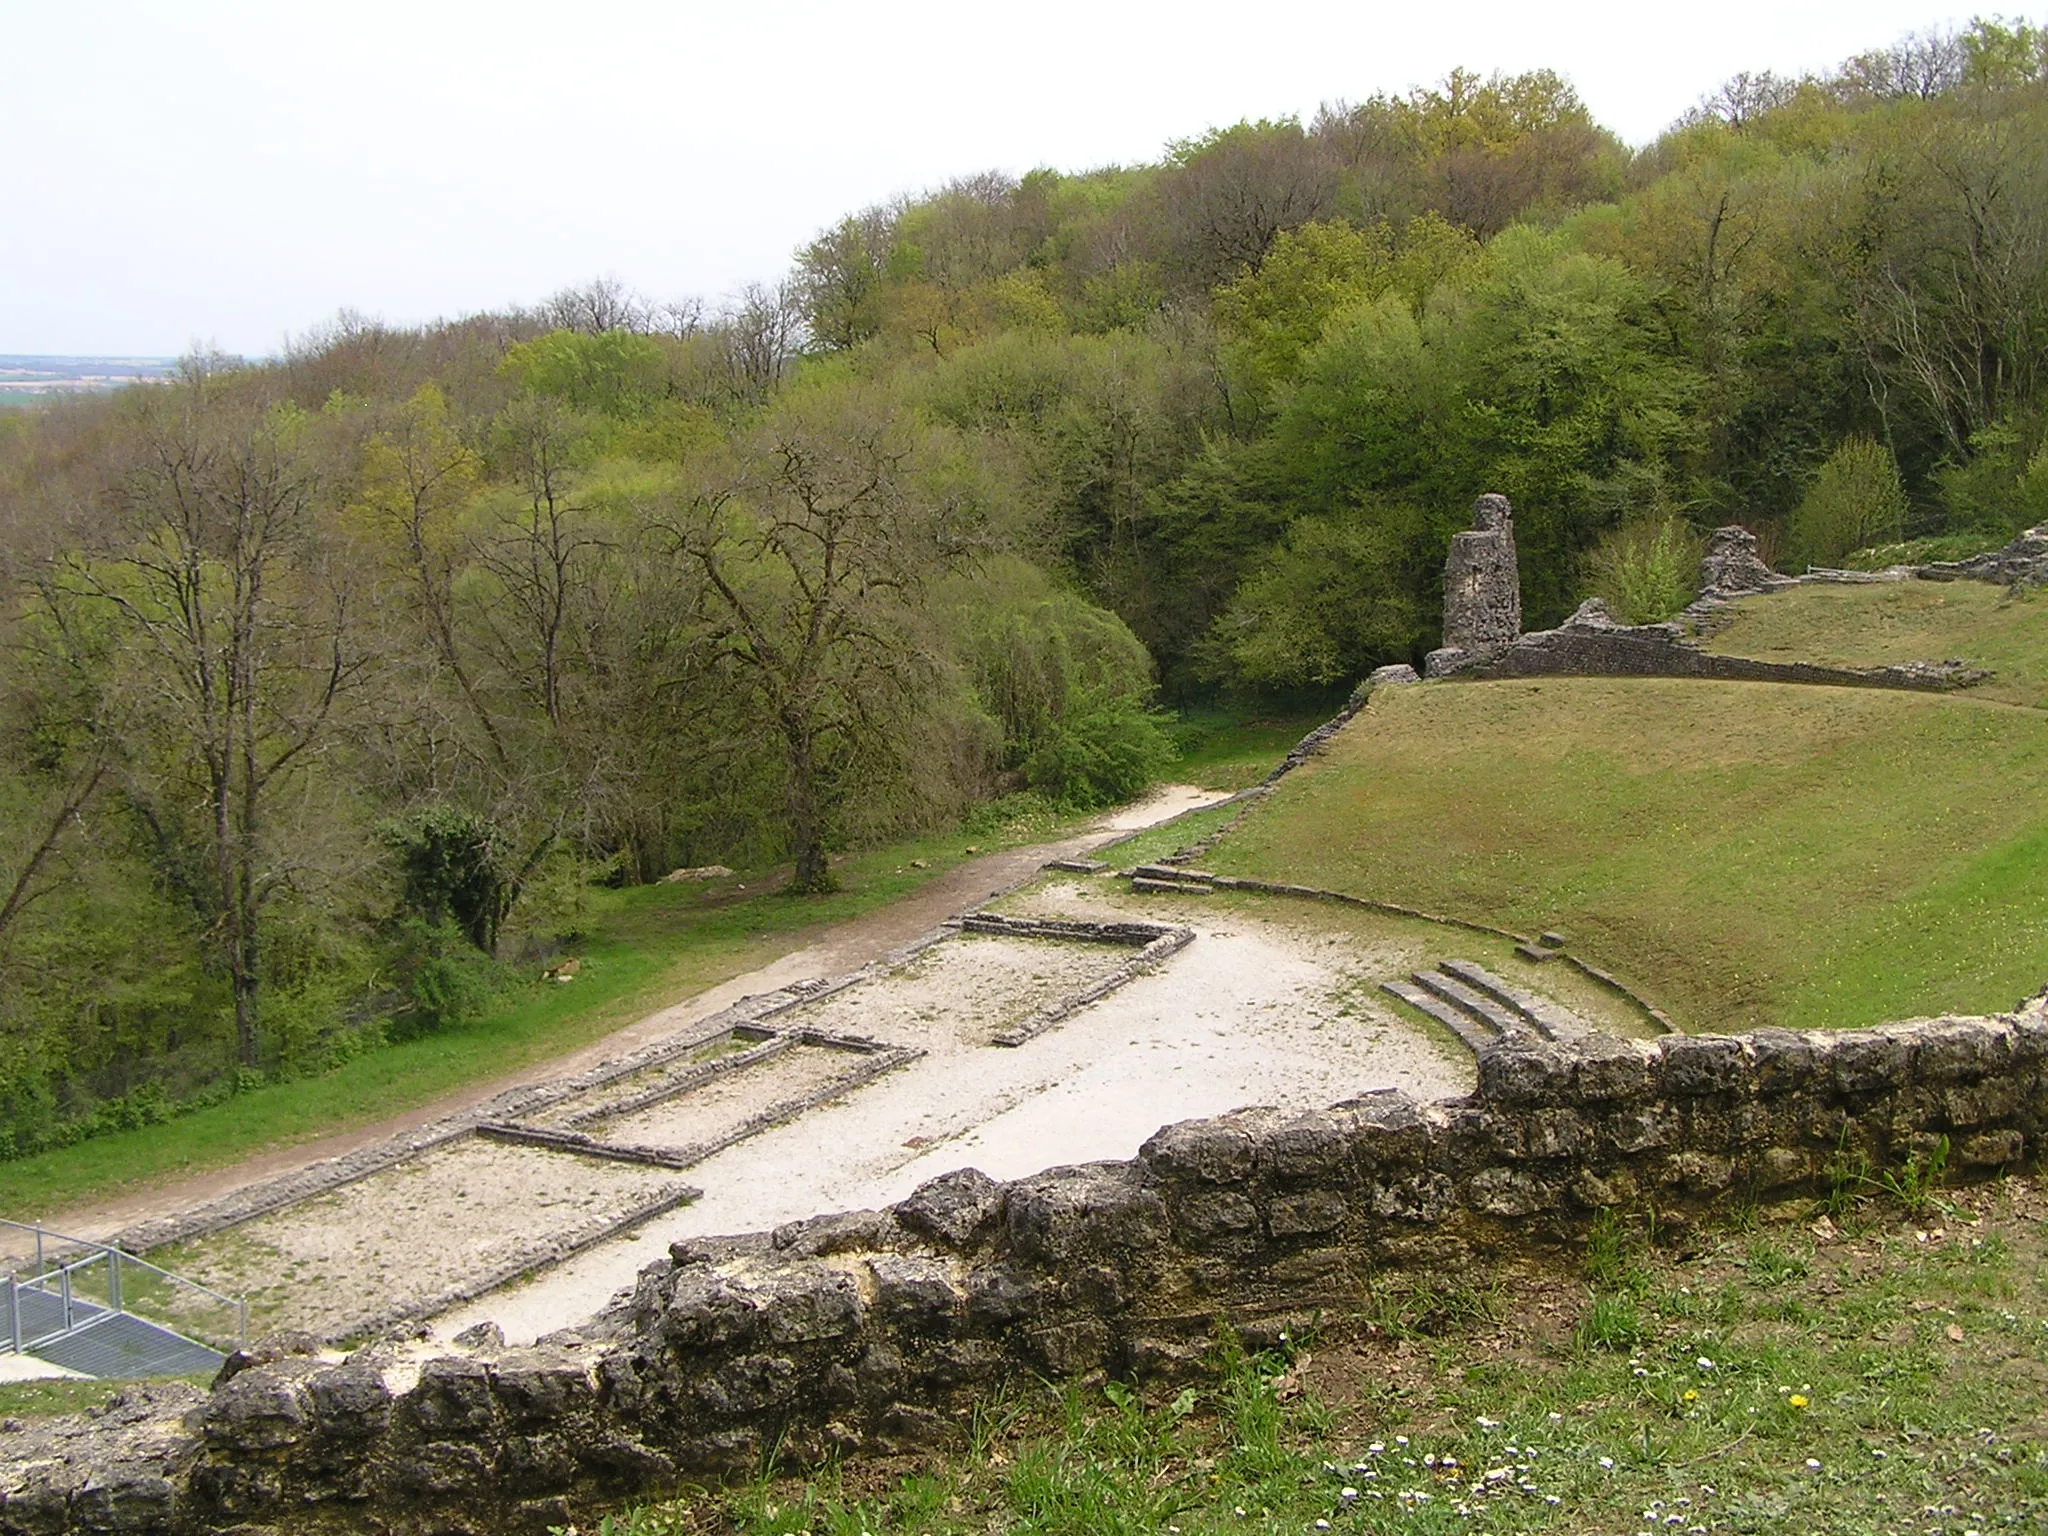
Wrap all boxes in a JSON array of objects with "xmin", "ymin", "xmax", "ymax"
[
  {"xmin": 1477, "ymin": 1042, "xmax": 1574, "ymax": 1107},
  {"xmin": 304, "ymin": 1363, "xmax": 392, "ymax": 1439},
  {"xmin": 869, "ymin": 1255, "xmax": 962, "ymax": 1333},
  {"xmin": 895, "ymin": 1167, "xmax": 1005, "ymax": 1250},
  {"xmin": 410, "ymin": 1357, "xmax": 497, "ymax": 1438},
  {"xmin": 1261, "ymin": 1108, "xmax": 1359, "ymax": 1180},
  {"xmin": 1006, "ymin": 1164, "xmax": 1166, "ymax": 1264},
  {"xmin": 491, "ymin": 1351, "xmax": 596, "ymax": 1426},
  {"xmin": 1749, "ymin": 1030, "xmax": 1820, "ymax": 1096},
  {"xmin": 201, "ymin": 1368, "xmax": 311, "ymax": 1453},
  {"xmin": 1268, "ymin": 1189, "xmax": 1349, "ymax": 1237},
  {"xmin": 1829, "ymin": 1030, "xmax": 1913, "ymax": 1095},
  {"xmin": 964, "ymin": 1265, "xmax": 1039, "ymax": 1328},
  {"xmin": 1140, "ymin": 1116, "xmax": 1260, "ymax": 1184},
  {"xmin": 1656, "ymin": 1034, "xmax": 1750, "ymax": 1097},
  {"xmin": 1958, "ymin": 1130, "xmax": 2025, "ymax": 1166}
]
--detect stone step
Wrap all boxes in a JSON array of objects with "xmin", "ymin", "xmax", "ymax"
[
  {"xmin": 1131, "ymin": 864, "xmax": 1216, "ymax": 884},
  {"xmin": 1379, "ymin": 979, "xmax": 1494, "ymax": 1057},
  {"xmin": 1043, "ymin": 857, "xmax": 1108, "ymax": 875},
  {"xmin": 1437, "ymin": 958, "xmax": 1597, "ymax": 1044},
  {"xmin": 1130, "ymin": 876, "xmax": 1210, "ymax": 895},
  {"xmin": 1514, "ymin": 941, "xmax": 1561, "ymax": 963},
  {"xmin": 1409, "ymin": 969, "xmax": 1533, "ymax": 1043}
]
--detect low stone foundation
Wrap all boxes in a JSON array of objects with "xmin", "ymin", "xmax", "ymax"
[{"xmin": 7, "ymin": 997, "xmax": 2044, "ymax": 1535}]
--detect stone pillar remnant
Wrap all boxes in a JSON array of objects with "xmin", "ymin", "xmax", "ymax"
[
  {"xmin": 1697, "ymin": 525, "xmax": 1776, "ymax": 597},
  {"xmin": 1440, "ymin": 492, "xmax": 1521, "ymax": 653}
]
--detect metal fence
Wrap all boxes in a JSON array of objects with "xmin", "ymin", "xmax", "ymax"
[{"xmin": 1, "ymin": 1216, "xmax": 247, "ymax": 1358}]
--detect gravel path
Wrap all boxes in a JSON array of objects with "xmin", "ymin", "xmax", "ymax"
[{"xmin": 431, "ymin": 881, "xmax": 1473, "ymax": 1345}]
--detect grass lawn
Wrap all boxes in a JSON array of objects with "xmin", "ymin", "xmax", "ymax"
[
  {"xmin": 1206, "ymin": 675, "xmax": 2048, "ymax": 1034},
  {"xmin": 1171, "ymin": 705, "xmax": 1337, "ymax": 791},
  {"xmin": 0, "ymin": 807, "xmax": 1076, "ymax": 1223},
  {"xmin": 603, "ymin": 1178, "xmax": 2048, "ymax": 1536},
  {"xmin": 1703, "ymin": 580, "xmax": 2048, "ymax": 710}
]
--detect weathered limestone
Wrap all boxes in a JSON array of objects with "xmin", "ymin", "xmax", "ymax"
[
  {"xmin": 1439, "ymin": 493, "xmax": 1522, "ymax": 657},
  {"xmin": 8, "ymin": 997, "xmax": 2046, "ymax": 1536},
  {"xmin": 1920, "ymin": 523, "xmax": 2048, "ymax": 586},
  {"xmin": 1697, "ymin": 525, "xmax": 1779, "ymax": 597},
  {"xmin": 1455, "ymin": 598, "xmax": 1990, "ymax": 692}
]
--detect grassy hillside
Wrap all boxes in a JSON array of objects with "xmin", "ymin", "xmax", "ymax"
[
  {"xmin": 1703, "ymin": 581, "xmax": 2048, "ymax": 709},
  {"xmin": 1207, "ymin": 644, "xmax": 2048, "ymax": 1032}
]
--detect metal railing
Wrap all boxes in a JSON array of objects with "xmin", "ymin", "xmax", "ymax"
[{"xmin": 1, "ymin": 1217, "xmax": 247, "ymax": 1355}]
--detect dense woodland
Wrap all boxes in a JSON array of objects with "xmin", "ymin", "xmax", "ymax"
[{"xmin": 0, "ymin": 21, "xmax": 2045, "ymax": 1156}]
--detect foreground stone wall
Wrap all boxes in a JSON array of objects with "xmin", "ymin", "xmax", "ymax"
[{"xmin": 8, "ymin": 1001, "xmax": 2045, "ymax": 1536}]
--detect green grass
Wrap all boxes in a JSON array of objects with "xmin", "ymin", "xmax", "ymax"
[
  {"xmin": 0, "ymin": 1377, "xmax": 197, "ymax": 1421},
  {"xmin": 1169, "ymin": 707, "xmax": 1333, "ymax": 791},
  {"xmin": 0, "ymin": 811, "xmax": 1077, "ymax": 1223},
  {"xmin": 1703, "ymin": 579, "xmax": 2048, "ymax": 709},
  {"xmin": 600, "ymin": 1181, "xmax": 2048, "ymax": 1536},
  {"xmin": 1205, "ymin": 673, "xmax": 2048, "ymax": 1033}
]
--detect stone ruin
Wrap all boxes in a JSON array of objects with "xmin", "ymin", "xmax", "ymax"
[
  {"xmin": 6, "ymin": 999, "xmax": 2044, "ymax": 1535},
  {"xmin": 1695, "ymin": 524, "xmax": 1779, "ymax": 598},
  {"xmin": 1429, "ymin": 493, "xmax": 1521, "ymax": 675},
  {"xmin": 1420, "ymin": 505, "xmax": 1993, "ymax": 694},
  {"xmin": 1920, "ymin": 523, "xmax": 2048, "ymax": 586}
]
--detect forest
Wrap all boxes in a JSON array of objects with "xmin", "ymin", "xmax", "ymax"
[{"xmin": 0, "ymin": 20, "xmax": 2043, "ymax": 1158}]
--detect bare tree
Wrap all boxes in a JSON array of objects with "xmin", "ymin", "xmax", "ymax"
[
  {"xmin": 661, "ymin": 394, "xmax": 968, "ymax": 892},
  {"xmin": 50, "ymin": 388, "xmax": 371, "ymax": 1066},
  {"xmin": 541, "ymin": 275, "xmax": 654, "ymax": 335},
  {"xmin": 718, "ymin": 280, "xmax": 805, "ymax": 399}
]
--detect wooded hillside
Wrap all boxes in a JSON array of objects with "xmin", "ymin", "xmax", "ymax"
[{"xmin": 0, "ymin": 20, "xmax": 2043, "ymax": 1157}]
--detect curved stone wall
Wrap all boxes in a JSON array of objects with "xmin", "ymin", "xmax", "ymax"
[{"xmin": 6, "ymin": 1001, "xmax": 2044, "ymax": 1535}]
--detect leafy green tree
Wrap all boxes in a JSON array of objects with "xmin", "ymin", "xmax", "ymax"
[{"xmin": 1786, "ymin": 436, "xmax": 1910, "ymax": 566}]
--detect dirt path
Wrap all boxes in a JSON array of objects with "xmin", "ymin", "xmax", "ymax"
[
  {"xmin": 39, "ymin": 786, "xmax": 1230, "ymax": 1245},
  {"xmin": 432, "ymin": 878, "xmax": 1473, "ymax": 1346}
]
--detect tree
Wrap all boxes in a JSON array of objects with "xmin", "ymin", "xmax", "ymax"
[
  {"xmin": 663, "ymin": 392, "xmax": 971, "ymax": 892},
  {"xmin": 1785, "ymin": 436, "xmax": 1909, "ymax": 566},
  {"xmin": 52, "ymin": 387, "xmax": 370, "ymax": 1067}
]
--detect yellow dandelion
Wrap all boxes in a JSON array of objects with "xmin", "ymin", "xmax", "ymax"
[
  {"xmin": 1788, "ymin": 1394, "xmax": 1809, "ymax": 1409},
  {"xmin": 1683, "ymin": 1390, "xmax": 1699, "ymax": 1403}
]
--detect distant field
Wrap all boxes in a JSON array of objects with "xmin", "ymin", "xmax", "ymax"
[
  {"xmin": 1704, "ymin": 579, "xmax": 2048, "ymax": 709},
  {"xmin": 1209, "ymin": 662, "xmax": 2048, "ymax": 1034}
]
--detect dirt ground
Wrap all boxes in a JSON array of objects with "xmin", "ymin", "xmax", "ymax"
[
  {"xmin": 432, "ymin": 877, "xmax": 1480, "ymax": 1346},
  {"xmin": 152, "ymin": 1138, "xmax": 690, "ymax": 1340}
]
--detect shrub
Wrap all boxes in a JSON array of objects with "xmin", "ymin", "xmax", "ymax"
[
  {"xmin": 1583, "ymin": 516, "xmax": 1705, "ymax": 623},
  {"xmin": 385, "ymin": 918, "xmax": 507, "ymax": 1040},
  {"xmin": 1786, "ymin": 437, "xmax": 1909, "ymax": 567},
  {"xmin": 1022, "ymin": 685, "xmax": 1177, "ymax": 809}
]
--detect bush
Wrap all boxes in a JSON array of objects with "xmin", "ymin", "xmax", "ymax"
[
  {"xmin": 386, "ymin": 918, "xmax": 508, "ymax": 1040},
  {"xmin": 1583, "ymin": 516, "xmax": 1704, "ymax": 623},
  {"xmin": 1023, "ymin": 685, "xmax": 1177, "ymax": 809},
  {"xmin": 1786, "ymin": 437, "xmax": 1909, "ymax": 567},
  {"xmin": 1937, "ymin": 416, "xmax": 2048, "ymax": 535}
]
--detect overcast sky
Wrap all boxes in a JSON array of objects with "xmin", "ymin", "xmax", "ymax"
[{"xmin": 0, "ymin": 0, "xmax": 2010, "ymax": 357}]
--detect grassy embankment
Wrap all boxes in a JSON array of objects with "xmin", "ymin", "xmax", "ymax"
[
  {"xmin": 0, "ymin": 711, "xmax": 1327, "ymax": 1223},
  {"xmin": 1199, "ymin": 584, "xmax": 2048, "ymax": 1035},
  {"xmin": 559, "ymin": 1180, "xmax": 2048, "ymax": 1536}
]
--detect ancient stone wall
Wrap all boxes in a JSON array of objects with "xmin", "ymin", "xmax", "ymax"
[
  {"xmin": 1458, "ymin": 600, "xmax": 1988, "ymax": 692},
  {"xmin": 9, "ymin": 1001, "xmax": 2045, "ymax": 1536}
]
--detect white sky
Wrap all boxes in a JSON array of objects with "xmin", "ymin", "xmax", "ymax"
[{"xmin": 0, "ymin": 0, "xmax": 2009, "ymax": 357}]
